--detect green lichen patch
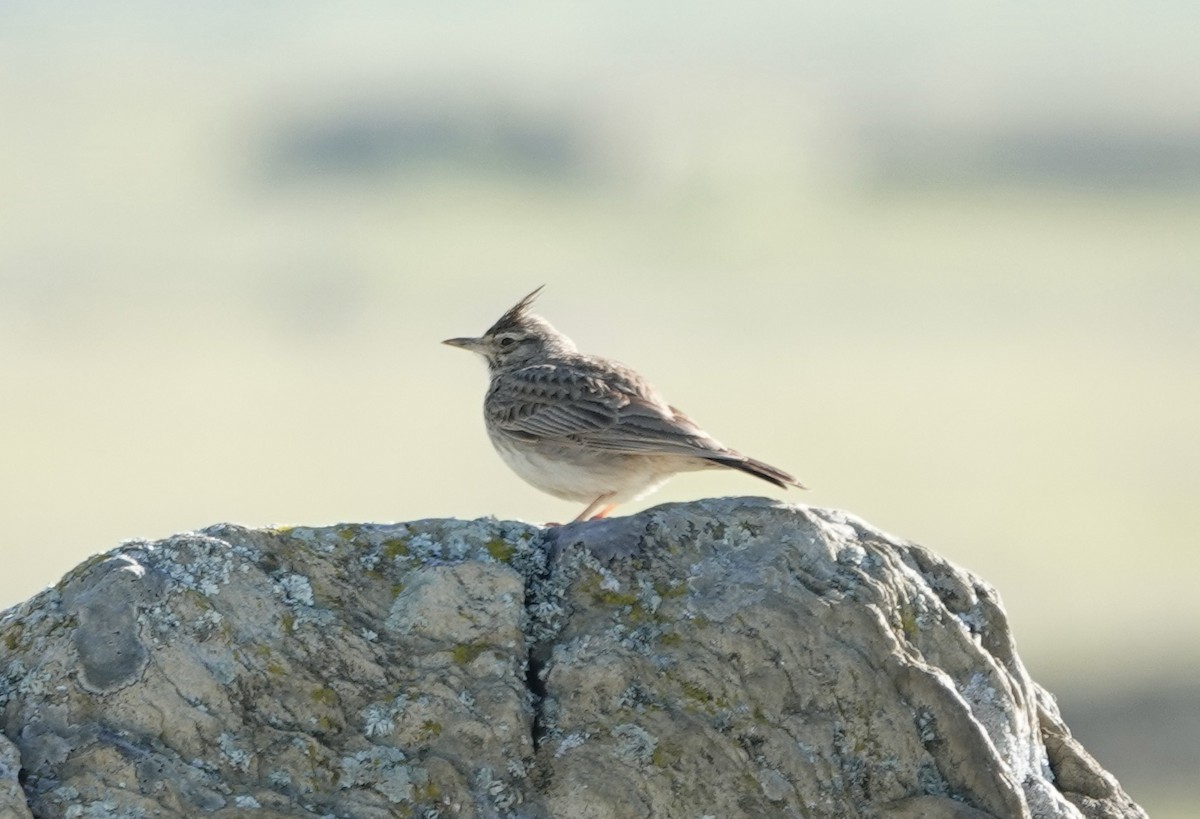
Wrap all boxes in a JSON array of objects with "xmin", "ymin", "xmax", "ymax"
[
  {"xmin": 484, "ymin": 538, "xmax": 515, "ymax": 563},
  {"xmin": 382, "ymin": 538, "xmax": 410, "ymax": 559},
  {"xmin": 451, "ymin": 642, "xmax": 488, "ymax": 666},
  {"xmin": 670, "ymin": 673, "xmax": 733, "ymax": 715},
  {"xmin": 417, "ymin": 780, "xmax": 441, "ymax": 802},
  {"xmin": 310, "ymin": 686, "xmax": 338, "ymax": 706},
  {"xmin": 2, "ymin": 623, "xmax": 24, "ymax": 651},
  {"xmin": 679, "ymin": 681, "xmax": 715, "ymax": 705},
  {"xmin": 654, "ymin": 580, "xmax": 688, "ymax": 599},
  {"xmin": 899, "ymin": 605, "xmax": 919, "ymax": 640},
  {"xmin": 579, "ymin": 571, "xmax": 639, "ymax": 608},
  {"xmin": 598, "ymin": 590, "xmax": 640, "ymax": 608},
  {"xmin": 651, "ymin": 740, "xmax": 681, "ymax": 768}
]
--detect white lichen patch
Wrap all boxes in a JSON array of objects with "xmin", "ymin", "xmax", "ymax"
[
  {"xmin": 339, "ymin": 746, "xmax": 424, "ymax": 804},
  {"xmin": 65, "ymin": 801, "xmax": 144, "ymax": 819},
  {"xmin": 276, "ymin": 573, "xmax": 315, "ymax": 607},
  {"xmin": 142, "ymin": 534, "xmax": 242, "ymax": 597},
  {"xmin": 961, "ymin": 670, "xmax": 1035, "ymax": 781},
  {"xmin": 611, "ymin": 723, "xmax": 658, "ymax": 765},
  {"xmin": 598, "ymin": 569, "xmax": 621, "ymax": 593},
  {"xmin": 554, "ymin": 733, "xmax": 587, "ymax": 758},
  {"xmin": 475, "ymin": 765, "xmax": 519, "ymax": 812},
  {"xmin": 636, "ymin": 578, "xmax": 662, "ymax": 614},
  {"xmin": 956, "ymin": 606, "xmax": 987, "ymax": 637},
  {"xmin": 217, "ymin": 732, "xmax": 253, "ymax": 773},
  {"xmin": 362, "ymin": 694, "xmax": 410, "ymax": 738}
]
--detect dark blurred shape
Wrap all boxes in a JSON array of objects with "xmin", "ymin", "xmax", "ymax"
[
  {"xmin": 1058, "ymin": 678, "xmax": 1200, "ymax": 815},
  {"xmin": 257, "ymin": 94, "xmax": 590, "ymax": 185},
  {"xmin": 867, "ymin": 126, "xmax": 1200, "ymax": 190}
]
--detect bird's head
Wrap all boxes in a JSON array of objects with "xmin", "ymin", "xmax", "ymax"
[{"xmin": 443, "ymin": 285, "xmax": 576, "ymax": 370}]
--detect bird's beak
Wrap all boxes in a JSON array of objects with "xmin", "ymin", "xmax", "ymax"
[{"xmin": 442, "ymin": 336, "xmax": 484, "ymax": 352}]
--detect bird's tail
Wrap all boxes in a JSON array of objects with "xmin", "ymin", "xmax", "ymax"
[{"xmin": 706, "ymin": 453, "xmax": 807, "ymax": 491}]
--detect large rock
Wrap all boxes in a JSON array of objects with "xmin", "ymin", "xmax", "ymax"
[{"xmin": 0, "ymin": 498, "xmax": 1145, "ymax": 819}]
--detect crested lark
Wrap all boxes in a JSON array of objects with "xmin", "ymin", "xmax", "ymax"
[{"xmin": 443, "ymin": 287, "xmax": 805, "ymax": 522}]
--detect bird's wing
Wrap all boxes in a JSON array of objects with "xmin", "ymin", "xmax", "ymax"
[{"xmin": 487, "ymin": 363, "xmax": 728, "ymax": 458}]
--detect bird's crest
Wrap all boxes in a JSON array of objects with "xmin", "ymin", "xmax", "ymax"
[{"xmin": 487, "ymin": 285, "xmax": 545, "ymax": 335}]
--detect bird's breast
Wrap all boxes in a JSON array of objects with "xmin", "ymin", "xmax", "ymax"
[{"xmin": 487, "ymin": 431, "xmax": 691, "ymax": 504}]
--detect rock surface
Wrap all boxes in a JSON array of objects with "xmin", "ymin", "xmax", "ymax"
[{"xmin": 0, "ymin": 497, "xmax": 1146, "ymax": 819}]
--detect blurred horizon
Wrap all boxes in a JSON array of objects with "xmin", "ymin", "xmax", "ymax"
[{"xmin": 2, "ymin": 3, "xmax": 1198, "ymax": 816}]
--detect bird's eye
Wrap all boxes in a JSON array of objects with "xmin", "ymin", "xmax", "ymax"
[{"xmin": 498, "ymin": 336, "xmax": 516, "ymax": 348}]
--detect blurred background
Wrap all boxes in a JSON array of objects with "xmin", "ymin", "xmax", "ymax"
[{"xmin": 2, "ymin": 2, "xmax": 1197, "ymax": 814}]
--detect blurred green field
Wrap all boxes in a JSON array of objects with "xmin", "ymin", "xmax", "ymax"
[{"xmin": 2, "ymin": 4, "xmax": 1198, "ymax": 816}]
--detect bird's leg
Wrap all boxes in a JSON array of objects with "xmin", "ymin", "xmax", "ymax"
[
  {"xmin": 590, "ymin": 503, "xmax": 618, "ymax": 520},
  {"xmin": 574, "ymin": 493, "xmax": 617, "ymax": 523}
]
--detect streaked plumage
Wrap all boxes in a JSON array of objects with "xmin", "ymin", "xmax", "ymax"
[{"xmin": 444, "ymin": 286, "xmax": 805, "ymax": 522}]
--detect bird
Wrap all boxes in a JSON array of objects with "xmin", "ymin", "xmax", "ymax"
[{"xmin": 443, "ymin": 286, "xmax": 805, "ymax": 522}]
